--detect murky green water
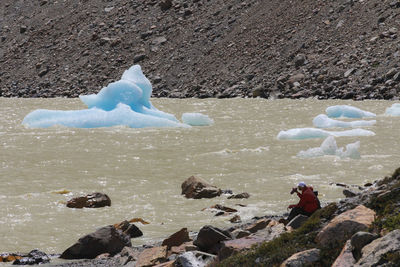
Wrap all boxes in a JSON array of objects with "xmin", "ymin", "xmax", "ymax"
[{"xmin": 1, "ymin": 98, "xmax": 399, "ymax": 254}]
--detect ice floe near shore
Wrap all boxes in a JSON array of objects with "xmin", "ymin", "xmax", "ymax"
[
  {"xmin": 297, "ymin": 136, "xmax": 360, "ymax": 159},
  {"xmin": 326, "ymin": 105, "xmax": 376, "ymax": 118},
  {"xmin": 182, "ymin": 113, "xmax": 214, "ymax": 126},
  {"xmin": 385, "ymin": 103, "xmax": 400, "ymax": 116},
  {"xmin": 313, "ymin": 114, "xmax": 376, "ymax": 128}
]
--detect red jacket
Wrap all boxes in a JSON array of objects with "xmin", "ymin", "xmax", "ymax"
[{"xmin": 295, "ymin": 186, "xmax": 319, "ymax": 213}]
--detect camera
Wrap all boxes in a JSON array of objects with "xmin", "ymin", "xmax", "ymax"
[{"xmin": 290, "ymin": 187, "xmax": 297, "ymax": 194}]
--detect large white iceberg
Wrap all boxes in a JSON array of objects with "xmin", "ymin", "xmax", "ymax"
[
  {"xmin": 385, "ymin": 103, "xmax": 400, "ymax": 116},
  {"xmin": 22, "ymin": 65, "xmax": 189, "ymax": 128},
  {"xmin": 313, "ymin": 114, "xmax": 376, "ymax": 128},
  {"xmin": 277, "ymin": 127, "xmax": 375, "ymax": 140},
  {"xmin": 181, "ymin": 113, "xmax": 214, "ymax": 126},
  {"xmin": 326, "ymin": 105, "xmax": 376, "ymax": 118},
  {"xmin": 297, "ymin": 136, "xmax": 360, "ymax": 159}
]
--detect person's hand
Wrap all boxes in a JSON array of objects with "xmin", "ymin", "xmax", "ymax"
[
  {"xmin": 290, "ymin": 187, "xmax": 298, "ymax": 194},
  {"xmin": 288, "ymin": 205, "xmax": 295, "ymax": 209}
]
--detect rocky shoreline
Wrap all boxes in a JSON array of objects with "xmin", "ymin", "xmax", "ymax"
[
  {"xmin": 1, "ymin": 0, "xmax": 400, "ymax": 99},
  {"xmin": 2, "ymin": 169, "xmax": 400, "ymax": 266}
]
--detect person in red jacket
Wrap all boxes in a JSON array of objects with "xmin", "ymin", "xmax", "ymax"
[{"xmin": 287, "ymin": 182, "xmax": 320, "ymax": 222}]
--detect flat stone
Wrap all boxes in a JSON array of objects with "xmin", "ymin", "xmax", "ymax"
[
  {"xmin": 136, "ymin": 246, "xmax": 167, "ymax": 267},
  {"xmin": 245, "ymin": 219, "xmax": 270, "ymax": 233},
  {"xmin": 218, "ymin": 235, "xmax": 265, "ymax": 261}
]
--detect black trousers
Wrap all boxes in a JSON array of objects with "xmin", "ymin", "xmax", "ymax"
[{"xmin": 287, "ymin": 207, "xmax": 312, "ymax": 222}]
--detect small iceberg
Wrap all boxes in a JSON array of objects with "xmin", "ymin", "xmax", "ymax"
[
  {"xmin": 326, "ymin": 105, "xmax": 376, "ymax": 118},
  {"xmin": 313, "ymin": 114, "xmax": 376, "ymax": 128},
  {"xmin": 277, "ymin": 127, "xmax": 375, "ymax": 140},
  {"xmin": 385, "ymin": 103, "xmax": 400, "ymax": 116},
  {"xmin": 297, "ymin": 136, "xmax": 360, "ymax": 159},
  {"xmin": 22, "ymin": 65, "xmax": 189, "ymax": 128},
  {"xmin": 181, "ymin": 113, "xmax": 214, "ymax": 126}
]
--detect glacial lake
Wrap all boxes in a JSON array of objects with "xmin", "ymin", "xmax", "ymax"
[{"xmin": 1, "ymin": 98, "xmax": 399, "ymax": 254}]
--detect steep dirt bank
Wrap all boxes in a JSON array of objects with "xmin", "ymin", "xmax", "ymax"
[{"xmin": 0, "ymin": 0, "xmax": 400, "ymax": 99}]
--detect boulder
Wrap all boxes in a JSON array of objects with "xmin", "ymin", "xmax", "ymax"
[
  {"xmin": 356, "ymin": 229, "xmax": 400, "ymax": 266},
  {"xmin": 136, "ymin": 246, "xmax": 167, "ymax": 267},
  {"xmin": 245, "ymin": 219, "xmax": 270, "ymax": 233},
  {"xmin": 218, "ymin": 235, "xmax": 265, "ymax": 261},
  {"xmin": 227, "ymin": 192, "xmax": 250, "ymax": 199},
  {"xmin": 316, "ymin": 205, "xmax": 375, "ymax": 247},
  {"xmin": 66, "ymin": 192, "xmax": 111, "ymax": 209},
  {"xmin": 60, "ymin": 225, "xmax": 131, "ymax": 259},
  {"xmin": 193, "ymin": 225, "xmax": 231, "ymax": 253},
  {"xmin": 350, "ymin": 231, "xmax": 379, "ymax": 260},
  {"xmin": 280, "ymin": 248, "xmax": 320, "ymax": 267},
  {"xmin": 181, "ymin": 176, "xmax": 221, "ymax": 199},
  {"xmin": 331, "ymin": 240, "xmax": 356, "ymax": 267},
  {"xmin": 162, "ymin": 228, "xmax": 191, "ymax": 249},
  {"xmin": 287, "ymin": 214, "xmax": 309, "ymax": 229},
  {"xmin": 176, "ymin": 251, "xmax": 216, "ymax": 267},
  {"xmin": 114, "ymin": 220, "xmax": 143, "ymax": 238}
]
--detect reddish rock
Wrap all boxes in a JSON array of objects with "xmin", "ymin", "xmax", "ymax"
[
  {"xmin": 66, "ymin": 192, "xmax": 111, "ymax": 208},
  {"xmin": 316, "ymin": 205, "xmax": 375, "ymax": 247},
  {"xmin": 331, "ymin": 240, "xmax": 355, "ymax": 267},
  {"xmin": 181, "ymin": 176, "xmax": 221, "ymax": 199},
  {"xmin": 218, "ymin": 235, "xmax": 265, "ymax": 260},
  {"xmin": 154, "ymin": 260, "xmax": 175, "ymax": 267},
  {"xmin": 162, "ymin": 228, "xmax": 191, "ymax": 249},
  {"xmin": 211, "ymin": 204, "xmax": 237, "ymax": 213},
  {"xmin": 245, "ymin": 219, "xmax": 270, "ymax": 233},
  {"xmin": 136, "ymin": 246, "xmax": 167, "ymax": 267}
]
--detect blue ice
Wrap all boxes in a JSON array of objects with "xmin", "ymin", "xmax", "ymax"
[
  {"xmin": 22, "ymin": 65, "xmax": 189, "ymax": 128},
  {"xmin": 313, "ymin": 114, "xmax": 376, "ymax": 128},
  {"xmin": 277, "ymin": 127, "xmax": 375, "ymax": 140},
  {"xmin": 385, "ymin": 103, "xmax": 400, "ymax": 116},
  {"xmin": 326, "ymin": 105, "xmax": 376, "ymax": 118},
  {"xmin": 297, "ymin": 136, "xmax": 360, "ymax": 159},
  {"xmin": 182, "ymin": 113, "xmax": 214, "ymax": 126}
]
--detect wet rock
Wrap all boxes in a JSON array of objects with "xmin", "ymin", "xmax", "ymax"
[
  {"xmin": 114, "ymin": 220, "xmax": 143, "ymax": 238},
  {"xmin": 211, "ymin": 204, "xmax": 237, "ymax": 213},
  {"xmin": 227, "ymin": 192, "xmax": 250, "ymax": 199},
  {"xmin": 332, "ymin": 240, "xmax": 355, "ymax": 267},
  {"xmin": 175, "ymin": 251, "xmax": 216, "ymax": 267},
  {"xmin": 281, "ymin": 248, "xmax": 320, "ymax": 267},
  {"xmin": 136, "ymin": 246, "xmax": 167, "ymax": 267},
  {"xmin": 287, "ymin": 214, "xmax": 309, "ymax": 229},
  {"xmin": 60, "ymin": 225, "xmax": 131, "ymax": 259},
  {"xmin": 351, "ymin": 231, "xmax": 379, "ymax": 261},
  {"xmin": 193, "ymin": 225, "xmax": 232, "ymax": 253},
  {"xmin": 66, "ymin": 192, "xmax": 111, "ymax": 209},
  {"xmin": 356, "ymin": 229, "xmax": 400, "ymax": 266},
  {"xmin": 229, "ymin": 215, "xmax": 242, "ymax": 223},
  {"xmin": 181, "ymin": 176, "xmax": 222, "ymax": 199},
  {"xmin": 162, "ymin": 228, "xmax": 191, "ymax": 249},
  {"xmin": 11, "ymin": 250, "xmax": 49, "ymax": 265},
  {"xmin": 316, "ymin": 205, "xmax": 376, "ymax": 248},
  {"xmin": 0, "ymin": 254, "xmax": 23, "ymax": 263},
  {"xmin": 245, "ymin": 218, "xmax": 270, "ymax": 233}
]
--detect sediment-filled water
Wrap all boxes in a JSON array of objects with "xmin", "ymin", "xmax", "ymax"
[{"xmin": 1, "ymin": 98, "xmax": 399, "ymax": 254}]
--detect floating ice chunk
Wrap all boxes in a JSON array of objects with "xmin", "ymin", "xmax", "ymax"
[
  {"xmin": 313, "ymin": 114, "xmax": 376, "ymax": 128},
  {"xmin": 297, "ymin": 136, "xmax": 360, "ymax": 159},
  {"xmin": 385, "ymin": 103, "xmax": 400, "ymax": 116},
  {"xmin": 277, "ymin": 127, "xmax": 375, "ymax": 140},
  {"xmin": 22, "ymin": 65, "xmax": 186, "ymax": 128},
  {"xmin": 22, "ymin": 104, "xmax": 189, "ymax": 128},
  {"xmin": 326, "ymin": 105, "xmax": 376, "ymax": 118},
  {"xmin": 181, "ymin": 113, "xmax": 214, "ymax": 126}
]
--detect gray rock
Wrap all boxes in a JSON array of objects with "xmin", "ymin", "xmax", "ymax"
[
  {"xmin": 344, "ymin": 68, "xmax": 356, "ymax": 78},
  {"xmin": 133, "ymin": 54, "xmax": 146, "ymax": 63},
  {"xmin": 386, "ymin": 68, "xmax": 398, "ymax": 79},
  {"xmin": 351, "ymin": 231, "xmax": 379, "ymax": 261},
  {"xmin": 281, "ymin": 248, "xmax": 320, "ymax": 267},
  {"xmin": 193, "ymin": 225, "xmax": 231, "ymax": 252},
  {"xmin": 176, "ymin": 251, "xmax": 216, "ymax": 267},
  {"xmin": 287, "ymin": 214, "xmax": 309, "ymax": 229},
  {"xmin": 60, "ymin": 225, "xmax": 131, "ymax": 259},
  {"xmin": 294, "ymin": 54, "xmax": 307, "ymax": 67},
  {"xmin": 356, "ymin": 229, "xmax": 400, "ymax": 266}
]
